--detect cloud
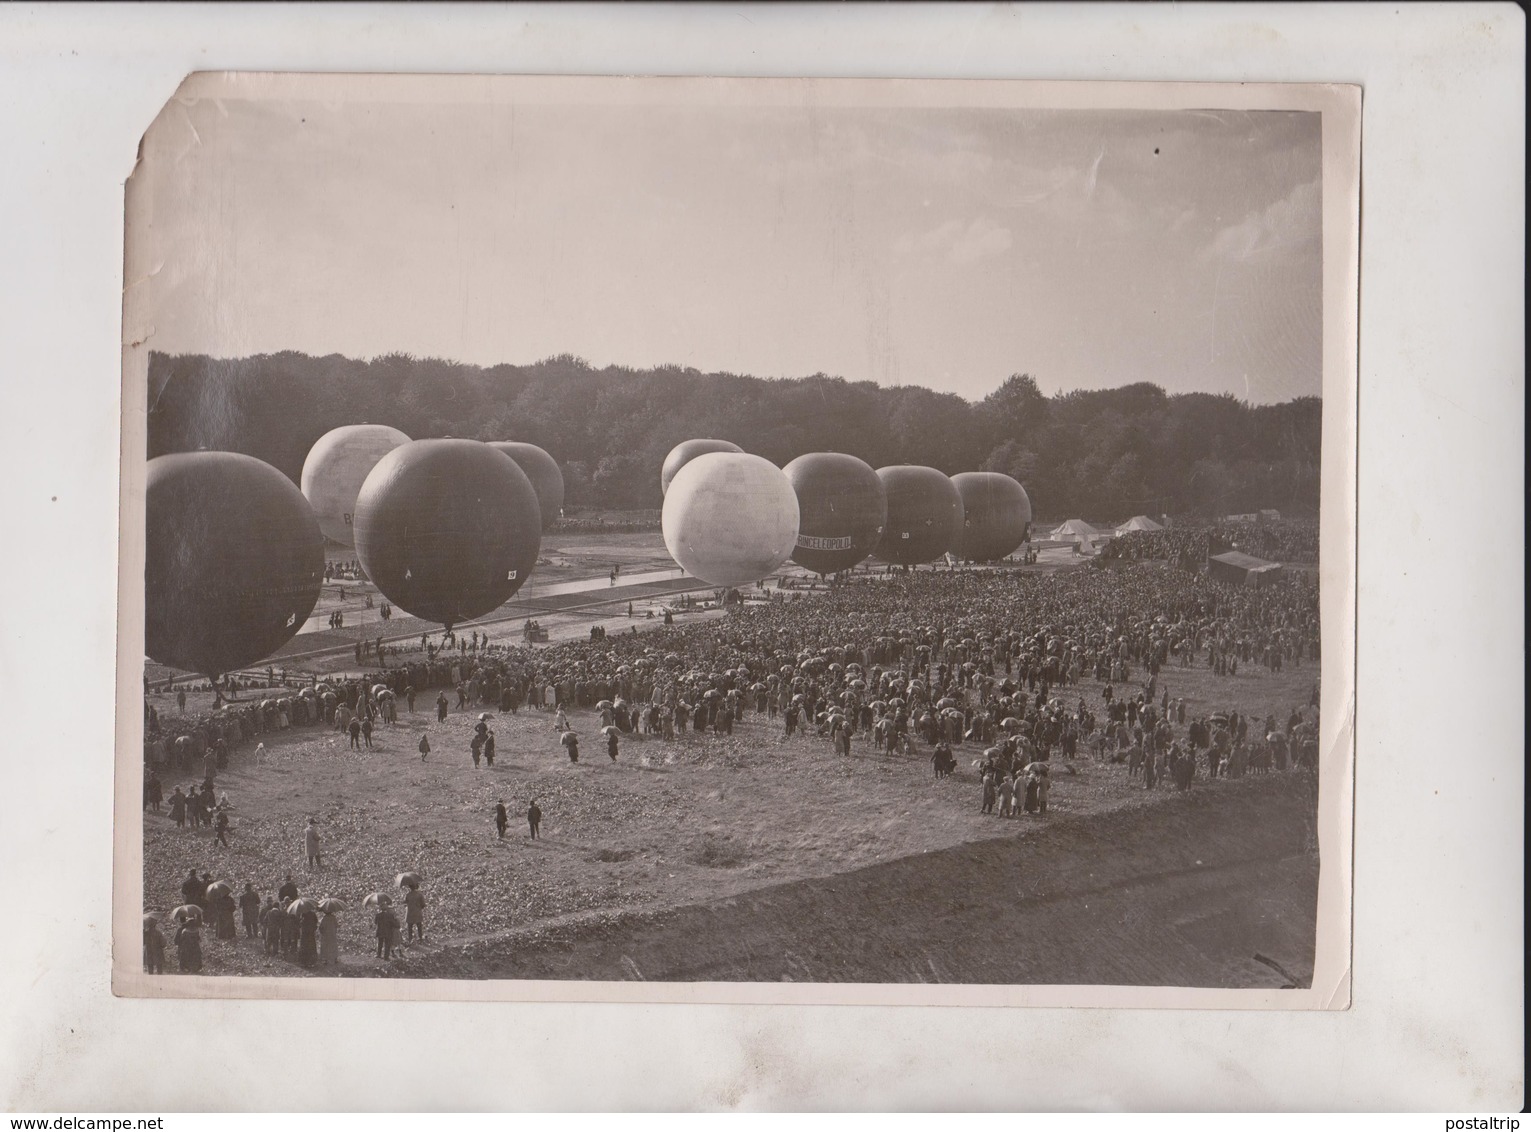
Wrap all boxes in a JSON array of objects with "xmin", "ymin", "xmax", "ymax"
[
  {"xmin": 896, "ymin": 215, "xmax": 1013, "ymax": 264},
  {"xmin": 1201, "ymin": 177, "xmax": 1321, "ymax": 262}
]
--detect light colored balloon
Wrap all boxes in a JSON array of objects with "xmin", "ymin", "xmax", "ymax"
[
  {"xmin": 301, "ymin": 425, "xmax": 412, "ymax": 545},
  {"xmin": 662, "ymin": 452, "xmax": 800, "ymax": 587},
  {"xmin": 660, "ymin": 438, "xmax": 743, "ymax": 496}
]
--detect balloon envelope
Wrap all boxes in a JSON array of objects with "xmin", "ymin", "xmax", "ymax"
[
  {"xmin": 145, "ymin": 452, "xmax": 324, "ymax": 676},
  {"xmin": 952, "ymin": 472, "xmax": 1032, "ymax": 561},
  {"xmin": 782, "ymin": 452, "xmax": 887, "ymax": 575},
  {"xmin": 873, "ymin": 465, "xmax": 964, "ymax": 565},
  {"xmin": 662, "ymin": 452, "xmax": 799, "ymax": 587},
  {"xmin": 353, "ymin": 439, "xmax": 542, "ymax": 628},
  {"xmin": 300, "ymin": 425, "xmax": 412, "ymax": 546},
  {"xmin": 660, "ymin": 439, "xmax": 743, "ymax": 496},
  {"xmin": 486, "ymin": 442, "xmax": 564, "ymax": 529}
]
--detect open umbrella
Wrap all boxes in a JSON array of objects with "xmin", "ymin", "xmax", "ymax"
[
  {"xmin": 396, "ymin": 871, "xmax": 423, "ymax": 890},
  {"xmin": 203, "ymin": 880, "xmax": 233, "ymax": 899},
  {"xmin": 596, "ymin": 700, "xmax": 613, "ymax": 710},
  {"xmin": 479, "ymin": 712, "xmax": 492, "ymax": 722},
  {"xmin": 169, "ymin": 904, "xmax": 203, "ymax": 924},
  {"xmin": 361, "ymin": 892, "xmax": 392, "ymax": 909},
  {"xmin": 317, "ymin": 898, "xmax": 348, "ymax": 914},
  {"xmin": 142, "ymin": 913, "xmax": 159, "ymax": 929},
  {"xmin": 601, "ymin": 725, "xmax": 619, "ymax": 737},
  {"xmin": 286, "ymin": 896, "xmax": 319, "ymax": 915}
]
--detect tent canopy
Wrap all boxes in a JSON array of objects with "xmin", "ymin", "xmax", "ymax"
[
  {"xmin": 1115, "ymin": 515, "xmax": 1163, "ymax": 535},
  {"xmin": 1049, "ymin": 519, "xmax": 1100, "ymax": 541}
]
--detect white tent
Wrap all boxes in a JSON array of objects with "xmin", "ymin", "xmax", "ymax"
[
  {"xmin": 1049, "ymin": 519, "xmax": 1100, "ymax": 542},
  {"xmin": 1115, "ymin": 515, "xmax": 1164, "ymax": 535}
]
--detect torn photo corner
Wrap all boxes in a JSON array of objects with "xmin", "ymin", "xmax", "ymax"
[{"xmin": 116, "ymin": 72, "xmax": 1358, "ymax": 1007}]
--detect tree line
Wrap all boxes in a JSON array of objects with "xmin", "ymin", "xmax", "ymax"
[{"xmin": 146, "ymin": 351, "xmax": 1321, "ymax": 520}]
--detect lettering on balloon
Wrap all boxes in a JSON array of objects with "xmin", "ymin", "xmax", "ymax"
[
  {"xmin": 795, "ymin": 534, "xmax": 853, "ymax": 551},
  {"xmin": 507, "ymin": 570, "xmax": 518, "ymax": 580}
]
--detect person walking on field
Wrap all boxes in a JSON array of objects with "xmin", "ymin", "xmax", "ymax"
[
  {"xmin": 437, "ymin": 692, "xmax": 449, "ymax": 722},
  {"xmin": 239, "ymin": 882, "xmax": 260, "ymax": 938},
  {"xmin": 304, "ymin": 818, "xmax": 322, "ymax": 872},
  {"xmin": 375, "ymin": 905, "xmax": 399, "ymax": 959},
  {"xmin": 528, "ymin": 800, "xmax": 542, "ymax": 839},
  {"xmin": 998, "ymin": 773, "xmax": 1015, "ymax": 818},
  {"xmin": 348, "ymin": 717, "xmax": 362, "ymax": 750},
  {"xmin": 484, "ymin": 730, "xmax": 495, "ymax": 767},
  {"xmin": 419, "ymin": 733, "xmax": 431, "ymax": 762},
  {"xmin": 607, "ymin": 729, "xmax": 620, "ymax": 762},
  {"xmin": 143, "ymin": 917, "xmax": 166, "ymax": 974},
  {"xmin": 403, "ymin": 884, "xmax": 426, "ymax": 942},
  {"xmin": 214, "ymin": 809, "xmax": 231, "ymax": 848},
  {"xmin": 361, "ymin": 715, "xmax": 373, "ymax": 749},
  {"xmin": 319, "ymin": 908, "xmax": 340, "ymax": 967},
  {"xmin": 494, "ymin": 801, "xmax": 508, "ymax": 840},
  {"xmin": 561, "ymin": 730, "xmax": 579, "ymax": 763}
]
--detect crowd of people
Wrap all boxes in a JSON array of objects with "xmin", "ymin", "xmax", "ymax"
[
  {"xmin": 144, "ymin": 554, "xmax": 1322, "ymax": 975},
  {"xmin": 1098, "ymin": 518, "xmax": 1319, "ymax": 568},
  {"xmin": 145, "ymin": 868, "xmax": 362, "ymax": 974},
  {"xmin": 147, "ymin": 562, "xmax": 1320, "ymax": 777}
]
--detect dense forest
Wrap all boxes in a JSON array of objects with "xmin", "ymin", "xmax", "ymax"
[{"xmin": 146, "ymin": 352, "xmax": 1322, "ymax": 520}]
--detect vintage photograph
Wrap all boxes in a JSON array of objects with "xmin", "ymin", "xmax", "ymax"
[{"xmin": 117, "ymin": 74, "xmax": 1356, "ymax": 1000}]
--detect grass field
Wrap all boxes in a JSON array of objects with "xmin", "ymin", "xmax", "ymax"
[{"xmin": 142, "ymin": 648, "xmax": 1320, "ymax": 984}]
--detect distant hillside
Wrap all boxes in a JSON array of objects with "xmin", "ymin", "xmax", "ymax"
[{"xmin": 146, "ymin": 351, "xmax": 1321, "ymax": 519}]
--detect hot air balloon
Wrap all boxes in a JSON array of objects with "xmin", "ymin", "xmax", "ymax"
[
  {"xmin": 782, "ymin": 452, "xmax": 887, "ymax": 575},
  {"xmin": 352, "ymin": 439, "xmax": 542, "ymax": 630},
  {"xmin": 486, "ymin": 442, "xmax": 564, "ymax": 530},
  {"xmin": 661, "ymin": 452, "xmax": 799, "ymax": 587},
  {"xmin": 660, "ymin": 439, "xmax": 743, "ymax": 496},
  {"xmin": 145, "ymin": 452, "xmax": 324, "ymax": 680},
  {"xmin": 951, "ymin": 472, "xmax": 1032, "ymax": 561},
  {"xmin": 300, "ymin": 424, "xmax": 412, "ymax": 546},
  {"xmin": 873, "ymin": 465, "xmax": 963, "ymax": 566}
]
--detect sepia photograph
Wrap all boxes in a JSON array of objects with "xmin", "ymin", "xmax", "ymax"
[{"xmin": 116, "ymin": 73, "xmax": 1358, "ymax": 1003}]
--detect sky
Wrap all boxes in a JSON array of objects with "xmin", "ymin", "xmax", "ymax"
[{"xmin": 135, "ymin": 88, "xmax": 1323, "ymax": 404}]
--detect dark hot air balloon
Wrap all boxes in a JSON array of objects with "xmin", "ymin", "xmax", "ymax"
[
  {"xmin": 873, "ymin": 465, "xmax": 963, "ymax": 566},
  {"xmin": 952, "ymin": 472, "xmax": 1032, "ymax": 561},
  {"xmin": 352, "ymin": 439, "xmax": 542, "ymax": 630},
  {"xmin": 301, "ymin": 424, "xmax": 412, "ymax": 546},
  {"xmin": 782, "ymin": 452, "xmax": 887, "ymax": 575},
  {"xmin": 145, "ymin": 452, "xmax": 324, "ymax": 679},
  {"xmin": 660, "ymin": 439, "xmax": 743, "ymax": 496},
  {"xmin": 486, "ymin": 442, "xmax": 564, "ymax": 530}
]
